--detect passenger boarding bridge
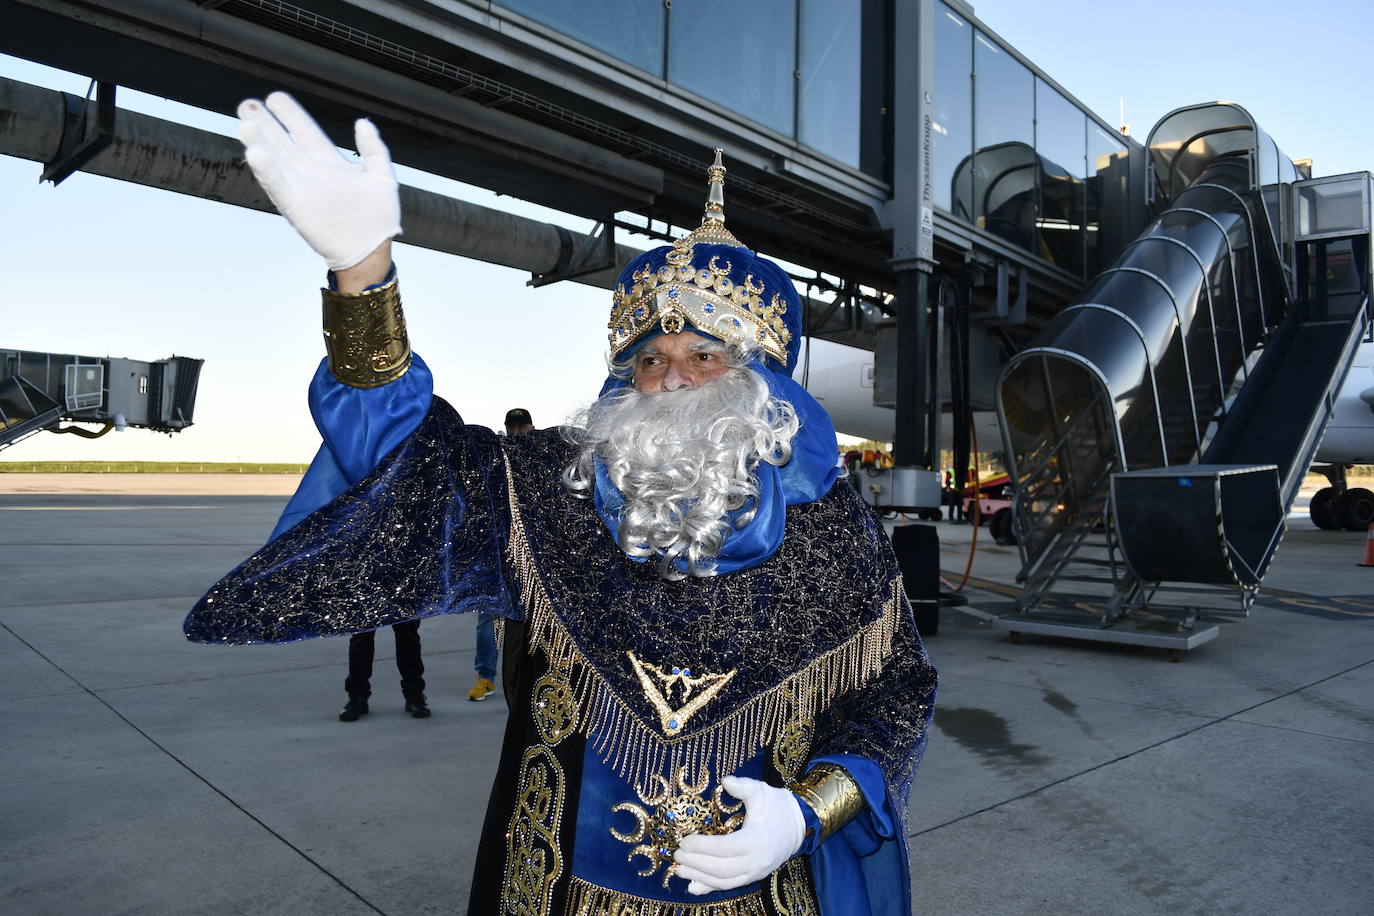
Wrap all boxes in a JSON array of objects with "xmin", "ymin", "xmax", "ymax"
[
  {"xmin": 0, "ymin": 2, "xmax": 1368, "ymax": 650},
  {"xmin": 0, "ymin": 0, "xmax": 1138, "ymax": 476},
  {"xmin": 0, "ymin": 349, "xmax": 203, "ymax": 449}
]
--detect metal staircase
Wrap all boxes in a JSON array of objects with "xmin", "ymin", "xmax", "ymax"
[
  {"xmin": 993, "ymin": 103, "xmax": 1372, "ymax": 657},
  {"xmin": 0, "ymin": 374, "xmax": 63, "ymax": 452}
]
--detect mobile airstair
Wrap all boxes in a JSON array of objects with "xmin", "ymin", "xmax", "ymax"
[{"xmin": 993, "ymin": 102, "xmax": 1371, "ymax": 657}]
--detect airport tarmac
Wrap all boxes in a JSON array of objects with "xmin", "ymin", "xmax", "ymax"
[{"xmin": 1, "ymin": 477, "xmax": 1371, "ymax": 915}]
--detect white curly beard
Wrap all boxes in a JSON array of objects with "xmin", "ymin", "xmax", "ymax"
[{"xmin": 562, "ymin": 367, "xmax": 800, "ymax": 579}]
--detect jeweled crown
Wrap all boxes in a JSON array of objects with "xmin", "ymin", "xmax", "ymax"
[{"xmin": 608, "ymin": 151, "xmax": 797, "ymax": 368}]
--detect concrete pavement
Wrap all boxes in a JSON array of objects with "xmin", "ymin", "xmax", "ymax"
[{"xmin": 1, "ymin": 480, "xmax": 1370, "ymax": 914}]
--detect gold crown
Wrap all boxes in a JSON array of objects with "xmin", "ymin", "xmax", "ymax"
[{"xmin": 608, "ymin": 150, "xmax": 793, "ymax": 366}]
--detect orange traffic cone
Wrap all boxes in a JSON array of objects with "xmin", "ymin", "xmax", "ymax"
[{"xmin": 1361, "ymin": 523, "xmax": 1374, "ymax": 568}]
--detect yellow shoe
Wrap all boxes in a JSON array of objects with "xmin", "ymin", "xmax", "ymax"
[{"xmin": 467, "ymin": 676, "xmax": 495, "ymax": 702}]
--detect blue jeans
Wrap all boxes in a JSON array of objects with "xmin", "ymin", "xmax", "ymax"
[{"xmin": 474, "ymin": 612, "xmax": 498, "ymax": 679}]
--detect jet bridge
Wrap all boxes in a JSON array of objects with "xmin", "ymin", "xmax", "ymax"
[
  {"xmin": 993, "ymin": 102, "xmax": 1371, "ymax": 656},
  {"xmin": 0, "ymin": 349, "xmax": 203, "ymax": 450}
]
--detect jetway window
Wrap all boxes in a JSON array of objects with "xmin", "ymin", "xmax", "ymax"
[
  {"xmin": 64, "ymin": 363, "xmax": 102, "ymax": 412},
  {"xmin": 798, "ymin": 0, "xmax": 861, "ymax": 166},
  {"xmin": 973, "ymin": 30, "xmax": 1034, "ymax": 251},
  {"xmin": 932, "ymin": 2, "xmax": 973, "ymax": 212},
  {"xmin": 973, "ymin": 32, "xmax": 1033, "ymax": 150},
  {"xmin": 933, "ymin": 3, "xmax": 1134, "ymax": 277},
  {"xmin": 495, "ymin": 0, "xmax": 665, "ymax": 76},
  {"xmin": 497, "ymin": 0, "xmax": 880, "ymax": 174},
  {"xmin": 669, "ymin": 0, "xmax": 797, "ymax": 136},
  {"xmin": 1035, "ymin": 80, "xmax": 1087, "ymax": 276}
]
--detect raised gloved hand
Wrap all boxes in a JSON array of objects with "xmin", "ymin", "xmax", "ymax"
[
  {"xmin": 673, "ymin": 775, "xmax": 806, "ymax": 895},
  {"xmin": 237, "ymin": 91, "xmax": 401, "ymax": 271}
]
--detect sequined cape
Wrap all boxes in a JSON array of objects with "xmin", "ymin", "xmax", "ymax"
[{"xmin": 185, "ymin": 397, "xmax": 937, "ymax": 914}]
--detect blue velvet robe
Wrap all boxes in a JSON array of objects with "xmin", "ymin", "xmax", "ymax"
[{"xmin": 185, "ymin": 355, "xmax": 936, "ymax": 915}]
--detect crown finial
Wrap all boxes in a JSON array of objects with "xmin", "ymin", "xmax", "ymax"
[
  {"xmin": 704, "ymin": 149, "xmax": 726, "ymax": 225},
  {"xmin": 681, "ymin": 149, "xmax": 743, "ymax": 248}
]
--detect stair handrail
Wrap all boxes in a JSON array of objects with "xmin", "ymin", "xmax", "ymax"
[{"xmin": 1009, "ymin": 387, "xmax": 1113, "ymax": 568}]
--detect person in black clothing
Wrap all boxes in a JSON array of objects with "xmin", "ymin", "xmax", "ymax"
[{"xmin": 339, "ymin": 620, "xmax": 430, "ymax": 720}]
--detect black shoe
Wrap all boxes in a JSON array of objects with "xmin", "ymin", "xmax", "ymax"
[
  {"xmin": 339, "ymin": 696, "xmax": 369, "ymax": 722},
  {"xmin": 404, "ymin": 693, "xmax": 432, "ymax": 718}
]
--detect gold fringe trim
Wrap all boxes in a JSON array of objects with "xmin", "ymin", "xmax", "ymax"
[
  {"xmin": 502, "ymin": 453, "xmax": 901, "ymax": 797},
  {"xmin": 565, "ymin": 875, "xmax": 767, "ymax": 916}
]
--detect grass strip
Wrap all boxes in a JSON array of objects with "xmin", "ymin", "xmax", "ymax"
[{"xmin": 0, "ymin": 461, "xmax": 308, "ymax": 474}]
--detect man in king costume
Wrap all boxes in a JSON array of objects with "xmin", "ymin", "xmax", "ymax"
[{"xmin": 185, "ymin": 93, "xmax": 937, "ymax": 916}]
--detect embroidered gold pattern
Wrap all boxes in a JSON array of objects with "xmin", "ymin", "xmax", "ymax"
[
  {"xmin": 771, "ymin": 717, "xmax": 813, "ymax": 783},
  {"xmin": 627, "ymin": 652, "xmax": 737, "ymax": 736},
  {"xmin": 501, "ymin": 452, "xmax": 903, "ymax": 803},
  {"xmin": 610, "ymin": 765, "xmax": 745, "ymax": 887},
  {"xmin": 321, "ymin": 277, "xmax": 411, "ymax": 388},
  {"xmin": 769, "ymin": 857, "xmax": 819, "ymax": 916},
  {"xmin": 566, "ymin": 875, "xmax": 768, "ymax": 916},
  {"xmin": 502, "ymin": 746, "xmax": 566, "ymax": 916},
  {"xmin": 533, "ymin": 661, "xmax": 578, "ymax": 747}
]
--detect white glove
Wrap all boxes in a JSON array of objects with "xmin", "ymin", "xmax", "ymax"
[
  {"xmin": 673, "ymin": 775, "xmax": 807, "ymax": 895},
  {"xmin": 237, "ymin": 92, "xmax": 401, "ymax": 271}
]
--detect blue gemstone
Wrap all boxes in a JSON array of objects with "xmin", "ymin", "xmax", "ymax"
[
  {"xmin": 635, "ymin": 307, "xmax": 645, "ymax": 318},
  {"xmin": 666, "ymin": 811, "xmax": 676, "ymax": 821},
  {"xmin": 704, "ymin": 815, "xmax": 712, "ymax": 825},
  {"xmin": 672, "ymin": 666, "xmax": 681, "ymax": 675},
  {"xmin": 687, "ymin": 805, "xmax": 696, "ymax": 814},
  {"xmin": 683, "ymin": 668, "xmax": 691, "ymax": 676},
  {"xmin": 668, "ymin": 719, "xmax": 678, "ymax": 729},
  {"xmin": 668, "ymin": 289, "xmax": 680, "ymax": 300},
  {"xmin": 703, "ymin": 304, "xmax": 715, "ymax": 313}
]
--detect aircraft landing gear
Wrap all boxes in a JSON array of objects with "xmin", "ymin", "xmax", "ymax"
[
  {"xmin": 1311, "ymin": 486, "xmax": 1341, "ymax": 529},
  {"xmin": 1310, "ymin": 464, "xmax": 1369, "ymax": 530},
  {"xmin": 1337, "ymin": 487, "xmax": 1374, "ymax": 531}
]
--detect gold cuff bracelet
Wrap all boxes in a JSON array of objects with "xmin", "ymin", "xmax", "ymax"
[
  {"xmin": 321, "ymin": 276, "xmax": 411, "ymax": 388},
  {"xmin": 790, "ymin": 763, "xmax": 866, "ymax": 843}
]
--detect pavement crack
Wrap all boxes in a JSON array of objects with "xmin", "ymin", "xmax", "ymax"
[
  {"xmin": 1216, "ymin": 718, "xmax": 1374, "ymax": 747},
  {"xmin": 0, "ymin": 618, "xmax": 389, "ymax": 915}
]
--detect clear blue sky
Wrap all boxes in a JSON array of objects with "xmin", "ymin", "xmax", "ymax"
[
  {"xmin": 2, "ymin": 0, "xmax": 1371, "ymax": 462},
  {"xmin": 972, "ymin": 0, "xmax": 1374, "ymax": 176}
]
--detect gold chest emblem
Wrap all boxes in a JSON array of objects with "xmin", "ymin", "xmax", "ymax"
[{"xmin": 626, "ymin": 651, "xmax": 736, "ymax": 736}]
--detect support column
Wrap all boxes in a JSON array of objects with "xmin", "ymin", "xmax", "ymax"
[
  {"xmin": 894, "ymin": 269, "xmax": 928, "ymax": 466},
  {"xmin": 891, "ymin": 0, "xmax": 937, "ymax": 468}
]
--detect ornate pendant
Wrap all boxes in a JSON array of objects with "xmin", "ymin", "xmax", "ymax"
[
  {"xmin": 610, "ymin": 765, "xmax": 745, "ymax": 887},
  {"xmin": 626, "ymin": 651, "xmax": 736, "ymax": 736}
]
